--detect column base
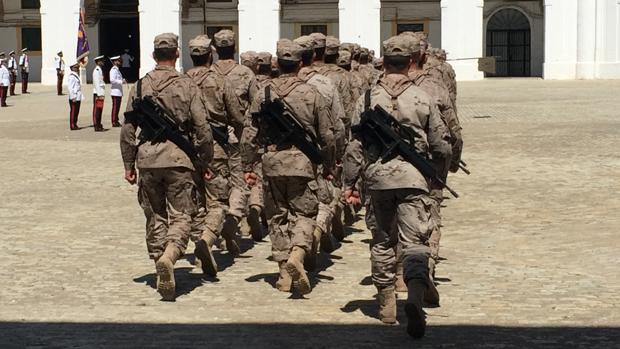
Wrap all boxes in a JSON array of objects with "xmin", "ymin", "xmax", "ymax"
[
  {"xmin": 450, "ymin": 60, "xmax": 484, "ymax": 81},
  {"xmin": 543, "ymin": 62, "xmax": 577, "ymax": 80},
  {"xmin": 40, "ymin": 68, "xmax": 58, "ymax": 86}
]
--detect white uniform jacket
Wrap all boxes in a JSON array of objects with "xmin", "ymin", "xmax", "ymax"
[
  {"xmin": 92, "ymin": 66, "xmax": 105, "ymax": 97},
  {"xmin": 68, "ymin": 71, "xmax": 83, "ymax": 101},
  {"xmin": 109, "ymin": 65, "xmax": 123, "ymax": 97}
]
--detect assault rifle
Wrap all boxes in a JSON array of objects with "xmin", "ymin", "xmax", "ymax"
[
  {"xmin": 251, "ymin": 86, "xmax": 324, "ymax": 166},
  {"xmin": 351, "ymin": 103, "xmax": 459, "ymax": 198},
  {"xmin": 124, "ymin": 94, "xmax": 202, "ymax": 167},
  {"xmin": 210, "ymin": 123, "xmax": 239, "ymax": 154}
]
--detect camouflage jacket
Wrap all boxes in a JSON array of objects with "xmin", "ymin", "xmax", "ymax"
[
  {"xmin": 299, "ymin": 66, "xmax": 346, "ymax": 160},
  {"xmin": 344, "ymin": 73, "xmax": 451, "ymax": 191},
  {"xmin": 242, "ymin": 73, "xmax": 335, "ymax": 179},
  {"xmin": 212, "ymin": 59, "xmax": 258, "ymax": 115},
  {"xmin": 120, "ymin": 65, "xmax": 213, "ymax": 171},
  {"xmin": 186, "ymin": 65, "xmax": 245, "ymax": 158}
]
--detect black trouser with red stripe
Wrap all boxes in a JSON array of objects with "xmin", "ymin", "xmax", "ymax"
[
  {"xmin": 69, "ymin": 100, "xmax": 81, "ymax": 129},
  {"xmin": 57, "ymin": 71, "xmax": 64, "ymax": 95},
  {"xmin": 21, "ymin": 71, "xmax": 28, "ymax": 93},
  {"xmin": 9, "ymin": 71, "xmax": 16, "ymax": 95},
  {"xmin": 111, "ymin": 96, "xmax": 122, "ymax": 125},
  {"xmin": 0, "ymin": 86, "xmax": 8, "ymax": 107},
  {"xmin": 92, "ymin": 94, "xmax": 103, "ymax": 130}
]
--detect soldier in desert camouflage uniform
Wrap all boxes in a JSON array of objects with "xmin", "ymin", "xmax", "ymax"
[
  {"xmin": 186, "ymin": 35, "xmax": 247, "ymax": 272},
  {"xmin": 120, "ymin": 33, "xmax": 214, "ymax": 301},
  {"xmin": 211, "ymin": 30, "xmax": 263, "ymax": 247},
  {"xmin": 343, "ymin": 35, "xmax": 451, "ymax": 338},
  {"xmin": 242, "ymin": 39, "xmax": 335, "ymax": 295},
  {"xmin": 294, "ymin": 35, "xmax": 346, "ymax": 268}
]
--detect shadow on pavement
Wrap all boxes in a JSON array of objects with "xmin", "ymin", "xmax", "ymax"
[{"xmin": 0, "ymin": 322, "xmax": 618, "ymax": 348}]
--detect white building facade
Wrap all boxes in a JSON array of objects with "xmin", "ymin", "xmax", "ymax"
[{"xmin": 0, "ymin": 0, "xmax": 619, "ymax": 85}]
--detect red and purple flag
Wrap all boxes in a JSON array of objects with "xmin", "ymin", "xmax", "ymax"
[{"xmin": 76, "ymin": 8, "xmax": 90, "ymax": 63}]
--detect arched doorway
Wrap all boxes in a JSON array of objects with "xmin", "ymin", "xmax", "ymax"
[
  {"xmin": 98, "ymin": 0, "xmax": 140, "ymax": 82},
  {"xmin": 486, "ymin": 8, "xmax": 531, "ymax": 77}
]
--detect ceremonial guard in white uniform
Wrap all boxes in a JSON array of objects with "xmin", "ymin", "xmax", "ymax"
[
  {"xmin": 19, "ymin": 48, "xmax": 29, "ymax": 94},
  {"xmin": 92, "ymin": 55, "xmax": 106, "ymax": 132},
  {"xmin": 55, "ymin": 51, "xmax": 65, "ymax": 95},
  {"xmin": 109, "ymin": 55, "xmax": 124, "ymax": 127},
  {"xmin": 68, "ymin": 62, "xmax": 83, "ymax": 130}
]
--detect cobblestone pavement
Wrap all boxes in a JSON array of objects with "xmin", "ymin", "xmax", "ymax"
[{"xmin": 0, "ymin": 79, "xmax": 619, "ymax": 348}]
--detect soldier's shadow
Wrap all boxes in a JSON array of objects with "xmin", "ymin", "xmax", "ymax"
[
  {"xmin": 133, "ymin": 267, "xmax": 208, "ymax": 299},
  {"xmin": 340, "ymin": 297, "xmax": 409, "ymax": 324}
]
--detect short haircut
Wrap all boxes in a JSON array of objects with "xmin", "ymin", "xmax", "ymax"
[
  {"xmin": 301, "ymin": 50, "xmax": 314, "ymax": 66},
  {"xmin": 324, "ymin": 54, "xmax": 338, "ymax": 64},
  {"xmin": 314, "ymin": 47, "xmax": 326, "ymax": 60},
  {"xmin": 277, "ymin": 59, "xmax": 299, "ymax": 74},
  {"xmin": 153, "ymin": 48, "xmax": 177, "ymax": 62},
  {"xmin": 216, "ymin": 46, "xmax": 235, "ymax": 59},
  {"xmin": 384, "ymin": 55, "xmax": 411, "ymax": 72},
  {"xmin": 258, "ymin": 64, "xmax": 271, "ymax": 75},
  {"xmin": 190, "ymin": 53, "xmax": 210, "ymax": 67}
]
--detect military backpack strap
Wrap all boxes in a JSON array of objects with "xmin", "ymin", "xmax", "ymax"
[
  {"xmin": 364, "ymin": 89, "xmax": 371, "ymax": 112},
  {"xmin": 265, "ymin": 85, "xmax": 271, "ymax": 102}
]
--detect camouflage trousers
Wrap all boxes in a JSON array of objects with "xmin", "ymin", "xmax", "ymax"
[
  {"xmin": 138, "ymin": 167, "xmax": 199, "ymax": 260},
  {"xmin": 428, "ymin": 188, "xmax": 443, "ymax": 261},
  {"xmin": 315, "ymin": 175, "xmax": 338, "ymax": 235},
  {"xmin": 267, "ymin": 176, "xmax": 320, "ymax": 262},
  {"xmin": 189, "ymin": 145, "xmax": 242, "ymax": 242},
  {"xmin": 225, "ymin": 146, "xmax": 249, "ymax": 219},
  {"xmin": 368, "ymin": 188, "xmax": 434, "ymax": 289}
]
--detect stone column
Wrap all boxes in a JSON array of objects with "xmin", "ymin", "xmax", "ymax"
[
  {"xmin": 440, "ymin": 0, "xmax": 484, "ymax": 81},
  {"xmin": 594, "ymin": 0, "xmax": 620, "ymax": 78},
  {"xmin": 238, "ymin": 0, "xmax": 280, "ymax": 54},
  {"xmin": 338, "ymin": 0, "xmax": 381, "ymax": 56},
  {"xmin": 576, "ymin": 0, "xmax": 596, "ymax": 78},
  {"xmin": 138, "ymin": 0, "xmax": 183, "ymax": 77},
  {"xmin": 543, "ymin": 0, "xmax": 578, "ymax": 79},
  {"xmin": 40, "ymin": 0, "xmax": 82, "ymax": 85}
]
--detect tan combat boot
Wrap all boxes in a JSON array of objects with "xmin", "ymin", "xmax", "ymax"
[
  {"xmin": 424, "ymin": 259, "xmax": 440, "ymax": 307},
  {"xmin": 304, "ymin": 226, "xmax": 322, "ymax": 272},
  {"xmin": 194, "ymin": 230, "xmax": 218, "ymax": 277},
  {"xmin": 275, "ymin": 261, "xmax": 292, "ymax": 292},
  {"xmin": 395, "ymin": 261, "xmax": 408, "ymax": 293},
  {"xmin": 221, "ymin": 215, "xmax": 241, "ymax": 257},
  {"xmin": 285, "ymin": 247, "xmax": 311, "ymax": 295},
  {"xmin": 155, "ymin": 244, "xmax": 182, "ymax": 301},
  {"xmin": 248, "ymin": 205, "xmax": 264, "ymax": 242},
  {"xmin": 378, "ymin": 286, "xmax": 397, "ymax": 324},
  {"xmin": 405, "ymin": 279, "xmax": 427, "ymax": 339}
]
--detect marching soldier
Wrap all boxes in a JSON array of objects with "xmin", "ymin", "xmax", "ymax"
[
  {"xmin": 92, "ymin": 55, "xmax": 106, "ymax": 131},
  {"xmin": 186, "ymin": 34, "xmax": 246, "ymax": 274},
  {"xmin": 67, "ymin": 62, "xmax": 82, "ymax": 130},
  {"xmin": 242, "ymin": 39, "xmax": 335, "ymax": 294},
  {"xmin": 0, "ymin": 55, "xmax": 9, "ymax": 107},
  {"xmin": 211, "ymin": 29, "xmax": 261, "ymax": 247},
  {"xmin": 373, "ymin": 57, "xmax": 383, "ymax": 71},
  {"xmin": 294, "ymin": 35, "xmax": 346, "ymax": 266},
  {"xmin": 120, "ymin": 33, "xmax": 213, "ymax": 301},
  {"xmin": 109, "ymin": 55, "xmax": 124, "ymax": 127},
  {"xmin": 255, "ymin": 52, "xmax": 273, "ymax": 88},
  {"xmin": 240, "ymin": 51, "xmax": 259, "ymax": 73},
  {"xmin": 7, "ymin": 51, "xmax": 17, "ymax": 96},
  {"xmin": 55, "ymin": 51, "xmax": 65, "ymax": 95},
  {"xmin": 19, "ymin": 48, "xmax": 29, "ymax": 94},
  {"xmin": 343, "ymin": 35, "xmax": 451, "ymax": 338}
]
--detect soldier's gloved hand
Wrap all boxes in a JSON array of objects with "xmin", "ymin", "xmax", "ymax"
[
  {"xmin": 124, "ymin": 169, "xmax": 137, "ymax": 185},
  {"xmin": 343, "ymin": 188, "xmax": 361, "ymax": 206},
  {"xmin": 244, "ymin": 172, "xmax": 258, "ymax": 187}
]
